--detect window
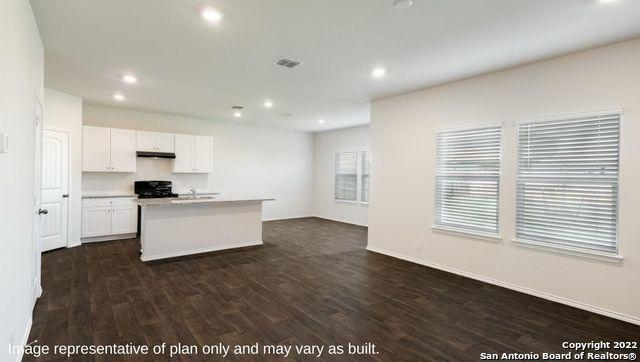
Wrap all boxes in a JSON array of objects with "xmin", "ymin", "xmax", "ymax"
[
  {"xmin": 361, "ymin": 151, "xmax": 371, "ymax": 203},
  {"xmin": 335, "ymin": 150, "xmax": 370, "ymax": 203},
  {"xmin": 335, "ymin": 151, "xmax": 358, "ymax": 201},
  {"xmin": 434, "ymin": 126, "xmax": 502, "ymax": 236},
  {"xmin": 516, "ymin": 112, "xmax": 621, "ymax": 255}
]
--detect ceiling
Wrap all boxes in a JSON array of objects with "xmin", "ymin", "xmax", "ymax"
[{"xmin": 30, "ymin": 0, "xmax": 640, "ymax": 132}]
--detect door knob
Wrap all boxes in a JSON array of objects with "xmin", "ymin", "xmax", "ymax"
[
  {"xmin": 62, "ymin": 194, "xmax": 69, "ymax": 198},
  {"xmin": 38, "ymin": 209, "xmax": 48, "ymax": 215}
]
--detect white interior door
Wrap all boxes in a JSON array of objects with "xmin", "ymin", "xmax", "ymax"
[
  {"xmin": 41, "ymin": 129, "xmax": 69, "ymax": 252},
  {"xmin": 33, "ymin": 98, "xmax": 44, "ymax": 301}
]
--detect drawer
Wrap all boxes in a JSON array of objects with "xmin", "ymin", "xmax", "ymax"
[
  {"xmin": 83, "ymin": 198, "xmax": 113, "ymax": 208},
  {"xmin": 83, "ymin": 197, "xmax": 137, "ymax": 208},
  {"xmin": 111, "ymin": 197, "xmax": 137, "ymax": 207}
]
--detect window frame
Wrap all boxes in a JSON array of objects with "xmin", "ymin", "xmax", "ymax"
[
  {"xmin": 511, "ymin": 109, "xmax": 624, "ymax": 263},
  {"xmin": 334, "ymin": 149, "xmax": 370, "ymax": 205},
  {"xmin": 431, "ymin": 123, "xmax": 503, "ymax": 240}
]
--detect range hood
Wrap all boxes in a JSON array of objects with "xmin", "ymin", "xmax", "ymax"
[{"xmin": 136, "ymin": 151, "xmax": 176, "ymax": 159}]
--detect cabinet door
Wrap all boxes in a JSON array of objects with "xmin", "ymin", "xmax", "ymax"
[
  {"xmin": 110, "ymin": 128, "xmax": 137, "ymax": 172},
  {"xmin": 173, "ymin": 134, "xmax": 194, "ymax": 173},
  {"xmin": 111, "ymin": 205, "xmax": 137, "ymax": 234},
  {"xmin": 136, "ymin": 131, "xmax": 156, "ymax": 152},
  {"xmin": 82, "ymin": 126, "xmax": 111, "ymax": 172},
  {"xmin": 155, "ymin": 132, "xmax": 175, "ymax": 153},
  {"xmin": 194, "ymin": 136, "xmax": 213, "ymax": 173},
  {"xmin": 82, "ymin": 207, "xmax": 112, "ymax": 237}
]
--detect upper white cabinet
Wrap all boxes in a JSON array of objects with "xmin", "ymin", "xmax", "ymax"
[
  {"xmin": 137, "ymin": 131, "xmax": 174, "ymax": 153},
  {"xmin": 173, "ymin": 134, "xmax": 213, "ymax": 173},
  {"xmin": 83, "ymin": 126, "xmax": 136, "ymax": 172},
  {"xmin": 82, "ymin": 126, "xmax": 110, "ymax": 172}
]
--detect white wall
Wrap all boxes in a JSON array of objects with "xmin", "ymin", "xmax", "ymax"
[
  {"xmin": 82, "ymin": 105, "xmax": 315, "ymax": 220},
  {"xmin": 0, "ymin": 1, "xmax": 44, "ymax": 361},
  {"xmin": 313, "ymin": 125, "xmax": 369, "ymax": 226},
  {"xmin": 368, "ymin": 38, "xmax": 640, "ymax": 324},
  {"xmin": 44, "ymin": 88, "xmax": 82, "ymax": 247}
]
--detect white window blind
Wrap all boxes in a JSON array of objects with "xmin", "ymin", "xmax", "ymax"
[
  {"xmin": 516, "ymin": 112, "xmax": 620, "ymax": 254},
  {"xmin": 335, "ymin": 152, "xmax": 358, "ymax": 201},
  {"xmin": 435, "ymin": 126, "xmax": 501, "ymax": 235},
  {"xmin": 361, "ymin": 151, "xmax": 371, "ymax": 203}
]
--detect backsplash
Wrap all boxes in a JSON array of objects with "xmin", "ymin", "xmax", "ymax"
[{"xmin": 82, "ymin": 158, "xmax": 211, "ymax": 194}]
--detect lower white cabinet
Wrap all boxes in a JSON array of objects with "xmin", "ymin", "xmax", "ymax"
[{"xmin": 82, "ymin": 197, "xmax": 137, "ymax": 239}]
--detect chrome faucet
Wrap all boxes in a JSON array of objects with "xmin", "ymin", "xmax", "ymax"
[{"xmin": 189, "ymin": 187, "xmax": 197, "ymax": 199}]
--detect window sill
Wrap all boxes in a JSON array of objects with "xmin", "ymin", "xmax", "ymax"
[
  {"xmin": 334, "ymin": 199, "xmax": 358, "ymax": 204},
  {"xmin": 431, "ymin": 225, "xmax": 501, "ymax": 243},
  {"xmin": 511, "ymin": 238, "xmax": 623, "ymax": 264},
  {"xmin": 334, "ymin": 199, "xmax": 369, "ymax": 206}
]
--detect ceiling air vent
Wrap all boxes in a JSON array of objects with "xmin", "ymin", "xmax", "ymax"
[
  {"xmin": 231, "ymin": 105, "xmax": 244, "ymax": 110},
  {"xmin": 274, "ymin": 57, "xmax": 302, "ymax": 69}
]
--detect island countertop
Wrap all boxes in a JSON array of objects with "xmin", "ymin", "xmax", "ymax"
[{"xmin": 134, "ymin": 196, "xmax": 275, "ymax": 207}]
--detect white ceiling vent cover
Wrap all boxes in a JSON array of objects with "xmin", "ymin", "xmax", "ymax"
[{"xmin": 274, "ymin": 57, "xmax": 302, "ymax": 68}]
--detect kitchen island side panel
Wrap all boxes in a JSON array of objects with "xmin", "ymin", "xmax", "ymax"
[{"xmin": 140, "ymin": 202, "xmax": 263, "ymax": 261}]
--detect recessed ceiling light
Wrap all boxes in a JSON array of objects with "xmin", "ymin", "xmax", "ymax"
[
  {"xmin": 121, "ymin": 74, "xmax": 138, "ymax": 84},
  {"xmin": 233, "ymin": 111, "xmax": 242, "ymax": 118},
  {"xmin": 372, "ymin": 67, "xmax": 387, "ymax": 79},
  {"xmin": 393, "ymin": 0, "xmax": 414, "ymax": 10},
  {"xmin": 201, "ymin": 8, "xmax": 223, "ymax": 23},
  {"xmin": 113, "ymin": 93, "xmax": 125, "ymax": 101},
  {"xmin": 264, "ymin": 100, "xmax": 274, "ymax": 108},
  {"xmin": 318, "ymin": 119, "xmax": 325, "ymax": 124}
]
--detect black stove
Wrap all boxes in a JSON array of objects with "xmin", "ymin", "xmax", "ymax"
[{"xmin": 134, "ymin": 181, "xmax": 178, "ymax": 199}]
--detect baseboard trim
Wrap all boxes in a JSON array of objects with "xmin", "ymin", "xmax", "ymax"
[
  {"xmin": 366, "ymin": 245, "xmax": 640, "ymax": 326},
  {"xmin": 14, "ymin": 316, "xmax": 33, "ymax": 362},
  {"xmin": 312, "ymin": 215, "xmax": 368, "ymax": 227},
  {"xmin": 262, "ymin": 215, "xmax": 314, "ymax": 222},
  {"xmin": 81, "ymin": 233, "xmax": 136, "ymax": 243},
  {"xmin": 141, "ymin": 240, "xmax": 263, "ymax": 262}
]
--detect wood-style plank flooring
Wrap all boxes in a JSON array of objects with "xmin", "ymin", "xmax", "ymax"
[{"xmin": 27, "ymin": 218, "xmax": 640, "ymax": 361}]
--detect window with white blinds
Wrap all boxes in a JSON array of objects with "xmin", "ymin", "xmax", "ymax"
[
  {"xmin": 335, "ymin": 152, "xmax": 358, "ymax": 201},
  {"xmin": 361, "ymin": 151, "xmax": 371, "ymax": 203},
  {"xmin": 516, "ymin": 112, "xmax": 620, "ymax": 255},
  {"xmin": 435, "ymin": 126, "xmax": 502, "ymax": 236}
]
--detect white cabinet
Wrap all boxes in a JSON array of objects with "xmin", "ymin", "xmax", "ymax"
[
  {"xmin": 81, "ymin": 207, "xmax": 111, "ymax": 237},
  {"xmin": 110, "ymin": 128, "xmax": 137, "ymax": 172},
  {"xmin": 111, "ymin": 204, "xmax": 137, "ymax": 234},
  {"xmin": 83, "ymin": 126, "xmax": 136, "ymax": 172},
  {"xmin": 82, "ymin": 198, "xmax": 138, "ymax": 239},
  {"xmin": 82, "ymin": 126, "xmax": 110, "ymax": 172},
  {"xmin": 173, "ymin": 134, "xmax": 213, "ymax": 173},
  {"xmin": 137, "ymin": 131, "xmax": 174, "ymax": 153}
]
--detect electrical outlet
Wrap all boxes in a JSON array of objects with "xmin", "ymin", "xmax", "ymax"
[{"xmin": 416, "ymin": 240, "xmax": 423, "ymax": 250}]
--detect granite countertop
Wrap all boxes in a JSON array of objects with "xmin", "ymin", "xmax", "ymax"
[
  {"xmin": 82, "ymin": 191, "xmax": 221, "ymax": 199},
  {"xmin": 134, "ymin": 196, "xmax": 275, "ymax": 207},
  {"xmin": 82, "ymin": 192, "xmax": 137, "ymax": 199}
]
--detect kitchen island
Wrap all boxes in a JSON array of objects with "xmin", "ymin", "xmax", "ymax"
[{"xmin": 135, "ymin": 196, "xmax": 274, "ymax": 261}]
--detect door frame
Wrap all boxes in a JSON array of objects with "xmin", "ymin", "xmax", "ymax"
[{"xmin": 43, "ymin": 126, "xmax": 72, "ymax": 249}]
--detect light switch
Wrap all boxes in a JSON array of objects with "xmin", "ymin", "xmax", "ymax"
[{"xmin": 0, "ymin": 134, "xmax": 8, "ymax": 153}]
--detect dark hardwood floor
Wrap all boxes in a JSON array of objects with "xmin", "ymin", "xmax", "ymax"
[{"xmin": 27, "ymin": 217, "xmax": 639, "ymax": 361}]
